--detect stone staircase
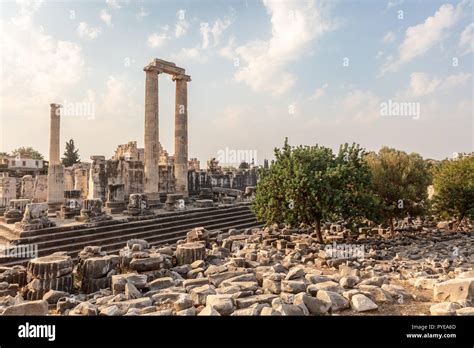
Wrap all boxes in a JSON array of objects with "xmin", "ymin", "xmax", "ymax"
[{"xmin": 0, "ymin": 203, "xmax": 262, "ymax": 266}]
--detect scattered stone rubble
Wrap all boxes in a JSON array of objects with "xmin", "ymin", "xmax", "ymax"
[{"xmin": 0, "ymin": 220, "xmax": 472, "ymax": 316}]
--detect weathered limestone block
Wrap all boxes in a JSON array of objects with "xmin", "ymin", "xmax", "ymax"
[
  {"xmin": 165, "ymin": 193, "xmax": 185, "ymax": 211},
  {"xmin": 1, "ymin": 300, "xmax": 48, "ymax": 316},
  {"xmin": 176, "ymin": 242, "xmax": 206, "ymax": 266},
  {"xmin": 77, "ymin": 247, "xmax": 120, "ymax": 294},
  {"xmin": 316, "ymin": 290, "xmax": 349, "ymax": 311},
  {"xmin": 430, "ymin": 302, "xmax": 459, "ymax": 315},
  {"xmin": 26, "ymin": 253, "xmax": 74, "ymax": 300},
  {"xmin": 0, "ymin": 282, "xmax": 19, "ymax": 297},
  {"xmin": 186, "ymin": 227, "xmax": 210, "ymax": 244},
  {"xmin": 206, "ymin": 294, "xmax": 235, "ymax": 315},
  {"xmin": 190, "ymin": 284, "xmax": 216, "ymax": 305},
  {"xmin": 0, "ymin": 176, "xmax": 17, "ymax": 208},
  {"xmin": 433, "ymin": 278, "xmax": 474, "ymax": 304},
  {"xmin": 3, "ymin": 199, "xmax": 29, "ymax": 224},
  {"xmin": 272, "ymin": 298, "xmax": 307, "ymax": 316},
  {"xmin": 195, "ymin": 199, "xmax": 214, "ymax": 208},
  {"xmin": 293, "ymin": 292, "xmax": 330, "ymax": 315},
  {"xmin": 75, "ymin": 198, "xmax": 110, "ymax": 223},
  {"xmin": 0, "ymin": 266, "xmax": 27, "ymax": 286},
  {"xmin": 351, "ymin": 294, "xmax": 378, "ymax": 312},
  {"xmin": 27, "ymin": 253, "xmax": 73, "ymax": 279},
  {"xmin": 20, "ymin": 175, "xmax": 35, "ymax": 200},
  {"xmin": 33, "ymin": 175, "xmax": 48, "ymax": 202},
  {"xmin": 42, "ymin": 289, "xmax": 70, "ymax": 305},
  {"xmin": 15, "ymin": 203, "xmax": 55, "ymax": 231},
  {"xmin": 126, "ymin": 193, "xmax": 152, "ymax": 216},
  {"xmin": 111, "ymin": 274, "xmax": 147, "ymax": 294}
]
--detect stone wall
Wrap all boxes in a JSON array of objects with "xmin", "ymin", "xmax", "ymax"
[
  {"xmin": 188, "ymin": 168, "xmax": 257, "ymax": 196},
  {"xmin": 0, "ymin": 177, "xmax": 17, "ymax": 207}
]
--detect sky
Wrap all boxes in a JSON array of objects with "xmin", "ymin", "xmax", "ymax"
[{"xmin": 0, "ymin": 0, "xmax": 473, "ymax": 167}]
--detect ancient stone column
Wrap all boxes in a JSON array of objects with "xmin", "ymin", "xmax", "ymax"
[
  {"xmin": 49, "ymin": 103, "xmax": 61, "ymax": 165},
  {"xmin": 47, "ymin": 103, "xmax": 64, "ymax": 212},
  {"xmin": 143, "ymin": 66, "xmax": 160, "ymax": 198},
  {"xmin": 47, "ymin": 164, "xmax": 65, "ymax": 211},
  {"xmin": 173, "ymin": 74, "xmax": 191, "ymax": 196}
]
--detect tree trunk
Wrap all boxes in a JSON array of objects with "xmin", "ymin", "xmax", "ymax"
[
  {"xmin": 454, "ymin": 215, "xmax": 464, "ymax": 232},
  {"xmin": 314, "ymin": 218, "xmax": 323, "ymax": 243},
  {"xmin": 389, "ymin": 217, "xmax": 394, "ymax": 235}
]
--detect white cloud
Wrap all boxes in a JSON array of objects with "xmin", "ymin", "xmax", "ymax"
[
  {"xmin": 375, "ymin": 51, "xmax": 384, "ymax": 59},
  {"xmin": 101, "ymin": 75, "xmax": 138, "ymax": 115},
  {"xmin": 341, "ymin": 89, "xmax": 380, "ymax": 122},
  {"xmin": 402, "ymin": 72, "xmax": 471, "ymax": 98},
  {"xmin": 386, "ymin": 0, "xmax": 404, "ymax": 10},
  {"xmin": 310, "ymin": 83, "xmax": 328, "ymax": 100},
  {"xmin": 219, "ymin": 37, "xmax": 236, "ymax": 59},
  {"xmin": 136, "ymin": 7, "xmax": 149, "ymax": 22},
  {"xmin": 228, "ymin": 0, "xmax": 337, "ymax": 95},
  {"xmin": 77, "ymin": 22, "xmax": 102, "ymax": 40},
  {"xmin": 100, "ymin": 9, "xmax": 112, "ymax": 27},
  {"xmin": 459, "ymin": 22, "xmax": 474, "ymax": 55},
  {"xmin": 147, "ymin": 29, "xmax": 170, "ymax": 48},
  {"xmin": 200, "ymin": 18, "xmax": 232, "ymax": 48},
  {"xmin": 172, "ymin": 47, "xmax": 207, "ymax": 62},
  {"xmin": 1, "ymin": 9, "xmax": 84, "ymax": 115},
  {"xmin": 382, "ymin": 31, "xmax": 396, "ymax": 43},
  {"xmin": 106, "ymin": 0, "xmax": 123, "ymax": 10},
  {"xmin": 381, "ymin": 3, "xmax": 464, "ymax": 74},
  {"xmin": 175, "ymin": 9, "xmax": 189, "ymax": 38},
  {"xmin": 15, "ymin": 0, "xmax": 44, "ymax": 15}
]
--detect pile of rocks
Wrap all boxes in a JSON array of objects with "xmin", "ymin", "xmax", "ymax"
[{"xmin": 0, "ymin": 220, "xmax": 472, "ymax": 316}]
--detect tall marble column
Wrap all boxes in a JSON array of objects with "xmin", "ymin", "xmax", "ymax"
[
  {"xmin": 143, "ymin": 66, "xmax": 160, "ymax": 198},
  {"xmin": 49, "ymin": 103, "xmax": 61, "ymax": 165},
  {"xmin": 47, "ymin": 103, "xmax": 64, "ymax": 211},
  {"xmin": 173, "ymin": 74, "xmax": 191, "ymax": 196}
]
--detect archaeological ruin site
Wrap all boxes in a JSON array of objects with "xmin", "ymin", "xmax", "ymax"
[
  {"xmin": 2, "ymin": 0, "xmax": 474, "ymax": 345},
  {"xmin": 0, "ymin": 57, "xmax": 472, "ymax": 323}
]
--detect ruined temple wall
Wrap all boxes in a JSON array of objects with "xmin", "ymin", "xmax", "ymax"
[
  {"xmin": 188, "ymin": 169, "xmax": 258, "ymax": 195},
  {"xmin": 158, "ymin": 165, "xmax": 175, "ymax": 193},
  {"xmin": 106, "ymin": 159, "xmax": 144, "ymax": 199},
  {"xmin": 74, "ymin": 164, "xmax": 90, "ymax": 199},
  {"xmin": 33, "ymin": 175, "xmax": 48, "ymax": 202},
  {"xmin": 87, "ymin": 157, "xmax": 107, "ymax": 201},
  {"xmin": 20, "ymin": 175, "xmax": 35, "ymax": 199},
  {"xmin": 64, "ymin": 168, "xmax": 75, "ymax": 191},
  {"xmin": 0, "ymin": 177, "xmax": 17, "ymax": 207}
]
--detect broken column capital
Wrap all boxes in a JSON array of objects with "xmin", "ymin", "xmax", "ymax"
[
  {"xmin": 143, "ymin": 65, "xmax": 162, "ymax": 74},
  {"xmin": 172, "ymin": 74, "xmax": 191, "ymax": 82}
]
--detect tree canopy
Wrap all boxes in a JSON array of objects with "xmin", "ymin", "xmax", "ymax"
[
  {"xmin": 61, "ymin": 139, "xmax": 81, "ymax": 167},
  {"xmin": 11, "ymin": 147, "xmax": 44, "ymax": 160},
  {"xmin": 431, "ymin": 153, "xmax": 474, "ymax": 225},
  {"xmin": 252, "ymin": 139, "xmax": 375, "ymax": 242}
]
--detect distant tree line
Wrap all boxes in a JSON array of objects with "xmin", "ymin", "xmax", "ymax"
[{"xmin": 252, "ymin": 138, "xmax": 473, "ymax": 241}]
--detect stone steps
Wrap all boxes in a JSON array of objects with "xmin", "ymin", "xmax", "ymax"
[
  {"xmin": 24, "ymin": 210, "xmax": 257, "ymax": 252},
  {"xmin": 18, "ymin": 204, "xmax": 253, "ymax": 245},
  {"xmin": 0, "ymin": 203, "xmax": 262, "ymax": 266}
]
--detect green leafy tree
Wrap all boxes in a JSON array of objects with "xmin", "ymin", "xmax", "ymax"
[
  {"xmin": 0, "ymin": 152, "xmax": 9, "ymax": 157},
  {"xmin": 61, "ymin": 139, "xmax": 80, "ymax": 167},
  {"xmin": 11, "ymin": 147, "xmax": 44, "ymax": 160},
  {"xmin": 252, "ymin": 139, "xmax": 375, "ymax": 242},
  {"xmin": 239, "ymin": 161, "xmax": 250, "ymax": 170},
  {"xmin": 431, "ymin": 154, "xmax": 474, "ymax": 228},
  {"xmin": 364, "ymin": 147, "xmax": 430, "ymax": 233}
]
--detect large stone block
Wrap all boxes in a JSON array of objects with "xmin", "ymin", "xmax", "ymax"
[{"xmin": 433, "ymin": 278, "xmax": 474, "ymax": 304}]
